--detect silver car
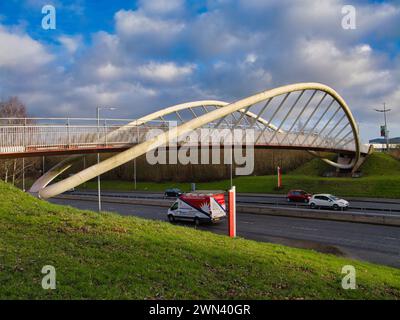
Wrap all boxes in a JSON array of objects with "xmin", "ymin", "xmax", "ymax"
[{"xmin": 309, "ymin": 194, "xmax": 349, "ymax": 210}]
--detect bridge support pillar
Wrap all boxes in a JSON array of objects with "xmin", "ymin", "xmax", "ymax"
[
  {"xmin": 351, "ymin": 153, "xmax": 371, "ymax": 174},
  {"xmin": 337, "ymin": 152, "xmax": 371, "ymax": 175}
]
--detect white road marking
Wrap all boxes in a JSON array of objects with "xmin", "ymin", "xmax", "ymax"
[
  {"xmin": 291, "ymin": 226, "xmax": 318, "ymax": 231},
  {"xmin": 383, "ymin": 236, "xmax": 400, "ymax": 241}
]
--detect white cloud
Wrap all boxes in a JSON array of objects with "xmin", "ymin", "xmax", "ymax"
[
  {"xmin": 70, "ymin": 82, "xmax": 157, "ymax": 113},
  {"xmin": 357, "ymin": 3, "xmax": 400, "ymax": 38},
  {"xmin": 186, "ymin": 9, "xmax": 267, "ymax": 62},
  {"xmin": 115, "ymin": 9, "xmax": 184, "ymax": 37},
  {"xmin": 139, "ymin": 0, "xmax": 184, "ymax": 15},
  {"xmin": 138, "ymin": 62, "xmax": 195, "ymax": 82},
  {"xmin": 297, "ymin": 39, "xmax": 392, "ymax": 92},
  {"xmin": 73, "ymin": 84, "xmax": 123, "ymax": 106},
  {"xmin": 245, "ymin": 53, "xmax": 257, "ymax": 64},
  {"xmin": 97, "ymin": 63, "xmax": 124, "ymax": 80},
  {"xmin": 0, "ymin": 26, "xmax": 53, "ymax": 71},
  {"xmin": 58, "ymin": 35, "xmax": 83, "ymax": 54}
]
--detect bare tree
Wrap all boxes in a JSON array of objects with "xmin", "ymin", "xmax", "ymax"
[
  {"xmin": 0, "ymin": 97, "xmax": 38, "ymax": 187},
  {"xmin": 0, "ymin": 96, "xmax": 28, "ymax": 124}
]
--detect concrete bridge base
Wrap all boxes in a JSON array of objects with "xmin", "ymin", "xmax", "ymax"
[{"xmin": 337, "ymin": 145, "xmax": 374, "ymax": 175}]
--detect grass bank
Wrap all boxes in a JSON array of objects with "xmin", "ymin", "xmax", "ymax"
[{"xmin": 0, "ymin": 181, "xmax": 400, "ymax": 299}]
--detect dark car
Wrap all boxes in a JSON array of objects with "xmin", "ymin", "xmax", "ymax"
[
  {"xmin": 287, "ymin": 190, "xmax": 312, "ymax": 203},
  {"xmin": 164, "ymin": 188, "xmax": 183, "ymax": 198}
]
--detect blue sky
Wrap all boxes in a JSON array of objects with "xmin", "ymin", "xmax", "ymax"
[{"xmin": 0, "ymin": 0, "xmax": 399, "ymax": 142}]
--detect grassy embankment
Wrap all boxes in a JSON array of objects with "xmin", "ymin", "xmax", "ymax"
[
  {"xmin": 80, "ymin": 153, "xmax": 400, "ymax": 198},
  {"xmin": 0, "ymin": 181, "xmax": 399, "ymax": 299}
]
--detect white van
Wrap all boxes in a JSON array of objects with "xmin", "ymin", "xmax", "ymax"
[{"xmin": 167, "ymin": 191, "xmax": 226, "ymax": 226}]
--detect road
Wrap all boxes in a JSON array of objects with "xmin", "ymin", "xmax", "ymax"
[
  {"xmin": 50, "ymin": 197, "xmax": 400, "ymax": 269},
  {"xmin": 72, "ymin": 190, "xmax": 400, "ymax": 215}
]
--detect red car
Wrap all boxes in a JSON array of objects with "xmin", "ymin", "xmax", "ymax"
[{"xmin": 287, "ymin": 190, "xmax": 312, "ymax": 203}]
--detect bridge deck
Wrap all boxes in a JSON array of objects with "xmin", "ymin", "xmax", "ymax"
[
  {"xmin": 0, "ymin": 122, "xmax": 364, "ymax": 159},
  {"xmin": 0, "ymin": 144, "xmax": 363, "ymax": 159}
]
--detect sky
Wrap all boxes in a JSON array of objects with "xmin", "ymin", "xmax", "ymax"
[{"xmin": 0, "ymin": 0, "xmax": 399, "ymax": 143}]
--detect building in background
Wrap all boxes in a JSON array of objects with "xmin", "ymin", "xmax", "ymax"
[{"xmin": 369, "ymin": 137, "xmax": 400, "ymax": 151}]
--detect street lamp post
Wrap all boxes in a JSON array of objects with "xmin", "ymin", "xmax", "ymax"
[
  {"xmin": 134, "ymin": 121, "xmax": 138, "ymax": 190},
  {"xmin": 374, "ymin": 103, "xmax": 391, "ymax": 152},
  {"xmin": 230, "ymin": 139, "xmax": 233, "ymax": 189},
  {"xmin": 96, "ymin": 106, "xmax": 116, "ymax": 212}
]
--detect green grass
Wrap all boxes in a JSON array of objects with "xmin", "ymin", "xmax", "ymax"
[
  {"xmin": 291, "ymin": 152, "xmax": 400, "ymax": 177},
  {"xmin": 0, "ymin": 181, "xmax": 400, "ymax": 299},
  {"xmin": 80, "ymin": 153, "xmax": 400, "ymax": 198}
]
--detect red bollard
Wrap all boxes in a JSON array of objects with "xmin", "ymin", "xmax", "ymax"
[
  {"xmin": 228, "ymin": 186, "xmax": 236, "ymax": 238},
  {"xmin": 277, "ymin": 166, "xmax": 282, "ymax": 189}
]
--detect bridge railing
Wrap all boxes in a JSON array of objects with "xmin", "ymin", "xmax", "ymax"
[
  {"xmin": 0, "ymin": 118, "xmax": 168, "ymax": 153},
  {"xmin": 0, "ymin": 117, "xmax": 357, "ymax": 154}
]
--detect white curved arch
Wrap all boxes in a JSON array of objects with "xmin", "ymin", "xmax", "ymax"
[
  {"xmin": 31, "ymin": 95, "xmax": 306, "ymax": 194},
  {"xmin": 31, "ymin": 100, "xmax": 278, "ymax": 194},
  {"xmin": 113, "ymin": 100, "xmax": 281, "ymax": 132},
  {"xmin": 38, "ymin": 82, "xmax": 361, "ymax": 199},
  {"xmin": 31, "ymin": 100, "xmax": 225, "ymax": 193},
  {"xmin": 30, "ymin": 155, "xmax": 82, "ymax": 193}
]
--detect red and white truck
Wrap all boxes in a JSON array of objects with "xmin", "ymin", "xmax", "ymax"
[{"xmin": 167, "ymin": 191, "xmax": 226, "ymax": 225}]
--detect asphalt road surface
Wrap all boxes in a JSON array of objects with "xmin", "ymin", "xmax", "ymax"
[
  {"xmin": 50, "ymin": 197, "xmax": 400, "ymax": 269},
  {"xmin": 72, "ymin": 190, "xmax": 400, "ymax": 215}
]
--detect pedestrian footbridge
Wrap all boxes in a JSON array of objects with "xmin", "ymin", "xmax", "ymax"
[{"xmin": 0, "ymin": 83, "xmax": 371, "ymax": 199}]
